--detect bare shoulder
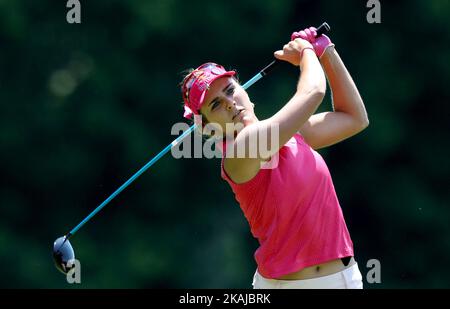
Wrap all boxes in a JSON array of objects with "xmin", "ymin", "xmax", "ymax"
[
  {"xmin": 222, "ymin": 120, "xmax": 276, "ymax": 184},
  {"xmin": 223, "ymin": 157, "xmax": 261, "ymax": 184}
]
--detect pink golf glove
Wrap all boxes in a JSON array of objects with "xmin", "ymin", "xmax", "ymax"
[{"xmin": 291, "ymin": 27, "xmax": 334, "ymax": 58}]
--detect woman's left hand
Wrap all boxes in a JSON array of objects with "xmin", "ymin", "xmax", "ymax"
[{"xmin": 291, "ymin": 27, "xmax": 335, "ymax": 58}]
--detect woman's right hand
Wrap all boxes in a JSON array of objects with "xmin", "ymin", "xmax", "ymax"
[{"xmin": 274, "ymin": 38, "xmax": 315, "ymax": 66}]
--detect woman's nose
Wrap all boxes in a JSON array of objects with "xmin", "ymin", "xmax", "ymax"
[{"xmin": 226, "ymin": 100, "xmax": 236, "ymax": 111}]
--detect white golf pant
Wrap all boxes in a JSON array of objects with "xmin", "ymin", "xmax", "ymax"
[{"xmin": 252, "ymin": 263, "xmax": 363, "ymax": 289}]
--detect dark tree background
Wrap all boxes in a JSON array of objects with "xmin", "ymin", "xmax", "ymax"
[{"xmin": 0, "ymin": 0, "xmax": 448, "ymax": 288}]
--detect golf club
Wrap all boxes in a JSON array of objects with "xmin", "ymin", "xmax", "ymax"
[{"xmin": 53, "ymin": 22, "xmax": 330, "ymax": 274}]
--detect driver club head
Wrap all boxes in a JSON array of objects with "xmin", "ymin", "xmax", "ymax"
[{"xmin": 53, "ymin": 236, "xmax": 75, "ymax": 274}]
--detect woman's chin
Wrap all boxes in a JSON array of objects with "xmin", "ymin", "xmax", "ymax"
[{"xmin": 241, "ymin": 115, "xmax": 255, "ymax": 126}]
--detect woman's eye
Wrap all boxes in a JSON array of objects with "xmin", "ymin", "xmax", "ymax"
[
  {"xmin": 226, "ymin": 87, "xmax": 235, "ymax": 96},
  {"xmin": 211, "ymin": 101, "xmax": 220, "ymax": 110}
]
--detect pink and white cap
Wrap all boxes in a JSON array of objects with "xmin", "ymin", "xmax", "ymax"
[{"xmin": 181, "ymin": 62, "xmax": 235, "ymax": 119}]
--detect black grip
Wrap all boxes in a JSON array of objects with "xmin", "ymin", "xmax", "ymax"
[
  {"xmin": 260, "ymin": 22, "xmax": 330, "ymax": 76},
  {"xmin": 315, "ymin": 22, "xmax": 330, "ymax": 37}
]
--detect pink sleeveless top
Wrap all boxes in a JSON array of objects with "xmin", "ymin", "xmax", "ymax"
[{"xmin": 220, "ymin": 133, "xmax": 354, "ymax": 279}]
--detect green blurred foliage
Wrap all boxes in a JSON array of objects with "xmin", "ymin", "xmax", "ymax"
[{"xmin": 0, "ymin": 0, "xmax": 448, "ymax": 288}]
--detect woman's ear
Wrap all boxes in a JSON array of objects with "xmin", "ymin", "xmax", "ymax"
[{"xmin": 194, "ymin": 114, "xmax": 208, "ymax": 127}]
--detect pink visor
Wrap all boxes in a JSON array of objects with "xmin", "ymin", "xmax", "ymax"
[{"xmin": 181, "ymin": 62, "xmax": 235, "ymax": 119}]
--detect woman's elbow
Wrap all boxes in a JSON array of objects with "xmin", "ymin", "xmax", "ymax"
[
  {"xmin": 355, "ymin": 98, "xmax": 369, "ymax": 130},
  {"xmin": 314, "ymin": 76, "xmax": 327, "ymax": 98},
  {"xmin": 360, "ymin": 107, "xmax": 370, "ymax": 129},
  {"xmin": 316, "ymin": 86, "xmax": 327, "ymax": 99},
  {"xmin": 310, "ymin": 85, "xmax": 326, "ymax": 103},
  {"xmin": 363, "ymin": 116, "xmax": 370, "ymax": 128},
  {"xmin": 356, "ymin": 115, "xmax": 369, "ymax": 131}
]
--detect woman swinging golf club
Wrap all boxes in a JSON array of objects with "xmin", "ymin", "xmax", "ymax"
[{"xmin": 180, "ymin": 26, "xmax": 369, "ymax": 289}]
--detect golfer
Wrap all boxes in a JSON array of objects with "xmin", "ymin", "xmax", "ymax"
[{"xmin": 180, "ymin": 27, "xmax": 368, "ymax": 289}]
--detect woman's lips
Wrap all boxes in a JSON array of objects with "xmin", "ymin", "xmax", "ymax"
[{"xmin": 233, "ymin": 110, "xmax": 244, "ymax": 120}]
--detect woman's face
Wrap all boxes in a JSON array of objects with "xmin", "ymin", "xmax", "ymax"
[{"xmin": 199, "ymin": 76, "xmax": 257, "ymax": 138}]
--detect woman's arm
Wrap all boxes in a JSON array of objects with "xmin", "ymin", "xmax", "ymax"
[
  {"xmin": 269, "ymin": 43, "xmax": 327, "ymax": 149},
  {"xmin": 299, "ymin": 46, "xmax": 369, "ymax": 149},
  {"xmin": 322, "ymin": 47, "xmax": 369, "ymax": 125},
  {"xmin": 292, "ymin": 28, "xmax": 369, "ymax": 149},
  {"xmin": 225, "ymin": 39, "xmax": 326, "ymax": 183}
]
